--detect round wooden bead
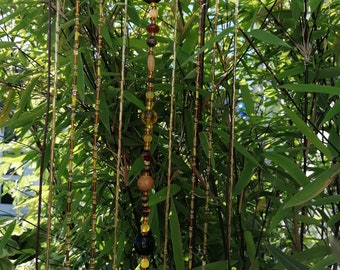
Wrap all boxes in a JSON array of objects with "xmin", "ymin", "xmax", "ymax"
[
  {"xmin": 137, "ymin": 175, "xmax": 154, "ymax": 192},
  {"xmin": 149, "ymin": 8, "xmax": 158, "ymax": 18}
]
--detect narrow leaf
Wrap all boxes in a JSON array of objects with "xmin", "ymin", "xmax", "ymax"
[
  {"xmin": 262, "ymin": 152, "xmax": 309, "ymax": 187},
  {"xmin": 170, "ymin": 198, "xmax": 185, "ymax": 270},
  {"xmin": 124, "ymin": 90, "xmax": 145, "ymax": 110},
  {"xmin": 267, "ymin": 245, "xmax": 309, "ymax": 270},
  {"xmin": 283, "ymin": 106, "xmax": 332, "ymax": 158},
  {"xmin": 284, "ymin": 163, "xmax": 340, "ymax": 208},
  {"xmin": 0, "ymin": 220, "xmax": 16, "ymax": 251},
  {"xmin": 149, "ymin": 184, "xmax": 181, "ymax": 206},
  {"xmin": 249, "ymin": 29, "xmax": 291, "ymax": 48},
  {"xmin": 281, "ymin": 83, "xmax": 340, "ymax": 96}
]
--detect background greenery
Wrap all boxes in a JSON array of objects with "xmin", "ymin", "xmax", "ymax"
[{"xmin": 0, "ymin": 0, "xmax": 340, "ymax": 269}]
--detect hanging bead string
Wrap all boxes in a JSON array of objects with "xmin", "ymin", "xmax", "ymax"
[
  {"xmin": 202, "ymin": 1, "xmax": 219, "ymax": 268},
  {"xmin": 46, "ymin": 0, "xmax": 60, "ymax": 268},
  {"xmin": 90, "ymin": 0, "xmax": 104, "ymax": 268},
  {"xmin": 66, "ymin": 1, "xmax": 80, "ymax": 269},
  {"xmin": 226, "ymin": 0, "xmax": 238, "ymax": 268},
  {"xmin": 133, "ymin": 0, "xmax": 161, "ymax": 269},
  {"xmin": 163, "ymin": 0, "xmax": 178, "ymax": 268},
  {"xmin": 112, "ymin": 0, "xmax": 128, "ymax": 268}
]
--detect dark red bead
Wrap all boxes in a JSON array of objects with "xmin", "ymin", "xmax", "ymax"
[
  {"xmin": 143, "ymin": 0, "xmax": 161, "ymax": 3},
  {"xmin": 146, "ymin": 23, "xmax": 159, "ymax": 34},
  {"xmin": 134, "ymin": 231, "xmax": 155, "ymax": 256},
  {"xmin": 142, "ymin": 206, "xmax": 151, "ymax": 217},
  {"xmin": 146, "ymin": 36, "xmax": 157, "ymax": 47},
  {"xmin": 142, "ymin": 150, "xmax": 151, "ymax": 161}
]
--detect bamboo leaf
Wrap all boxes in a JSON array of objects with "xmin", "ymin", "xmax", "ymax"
[
  {"xmin": 192, "ymin": 261, "xmax": 229, "ymax": 270},
  {"xmin": 283, "ymin": 106, "xmax": 332, "ymax": 158},
  {"xmin": 149, "ymin": 184, "xmax": 181, "ymax": 206},
  {"xmin": 267, "ymin": 245, "xmax": 309, "ymax": 270},
  {"xmin": 284, "ymin": 163, "xmax": 340, "ymax": 208},
  {"xmin": 234, "ymin": 160, "xmax": 255, "ymax": 195},
  {"xmin": 244, "ymin": 231, "xmax": 256, "ymax": 261},
  {"xmin": 124, "ymin": 90, "xmax": 145, "ymax": 110},
  {"xmin": 262, "ymin": 152, "xmax": 309, "ymax": 187},
  {"xmin": 170, "ymin": 198, "xmax": 185, "ymax": 270},
  {"xmin": 281, "ymin": 83, "xmax": 340, "ymax": 96},
  {"xmin": 249, "ymin": 29, "xmax": 291, "ymax": 48},
  {"xmin": 0, "ymin": 220, "xmax": 16, "ymax": 252}
]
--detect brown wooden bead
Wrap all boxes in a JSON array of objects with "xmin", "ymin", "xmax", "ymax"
[
  {"xmin": 137, "ymin": 175, "xmax": 154, "ymax": 192},
  {"xmin": 143, "ymin": 0, "xmax": 161, "ymax": 3}
]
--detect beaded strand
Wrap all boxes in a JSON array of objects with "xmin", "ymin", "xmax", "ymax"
[{"xmin": 133, "ymin": 0, "xmax": 161, "ymax": 269}]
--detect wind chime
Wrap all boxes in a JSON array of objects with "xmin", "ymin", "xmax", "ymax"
[{"xmin": 132, "ymin": 0, "xmax": 161, "ymax": 268}]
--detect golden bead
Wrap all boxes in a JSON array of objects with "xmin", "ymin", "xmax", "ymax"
[
  {"xmin": 143, "ymin": 134, "xmax": 152, "ymax": 143},
  {"xmin": 141, "ymin": 223, "xmax": 150, "ymax": 233},
  {"xmin": 140, "ymin": 258, "xmax": 150, "ymax": 269},
  {"xmin": 137, "ymin": 175, "xmax": 154, "ymax": 192},
  {"xmin": 145, "ymin": 91, "xmax": 154, "ymax": 99},
  {"xmin": 141, "ymin": 110, "xmax": 158, "ymax": 125}
]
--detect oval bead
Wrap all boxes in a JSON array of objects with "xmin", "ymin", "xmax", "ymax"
[
  {"xmin": 146, "ymin": 23, "xmax": 159, "ymax": 34},
  {"xmin": 145, "ymin": 91, "xmax": 154, "ymax": 99},
  {"xmin": 149, "ymin": 8, "xmax": 158, "ymax": 18},
  {"xmin": 147, "ymin": 54, "xmax": 155, "ymax": 72}
]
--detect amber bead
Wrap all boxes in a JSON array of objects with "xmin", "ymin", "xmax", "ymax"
[
  {"xmin": 146, "ymin": 36, "xmax": 157, "ymax": 47},
  {"xmin": 141, "ymin": 110, "xmax": 158, "ymax": 125},
  {"xmin": 134, "ymin": 231, "xmax": 155, "ymax": 256},
  {"xmin": 149, "ymin": 8, "xmax": 158, "ymax": 18},
  {"xmin": 140, "ymin": 258, "xmax": 150, "ymax": 269},
  {"xmin": 137, "ymin": 175, "xmax": 154, "ymax": 192},
  {"xmin": 146, "ymin": 23, "xmax": 159, "ymax": 34}
]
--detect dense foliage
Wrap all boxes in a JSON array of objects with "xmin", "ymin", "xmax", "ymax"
[{"xmin": 0, "ymin": 0, "xmax": 340, "ymax": 269}]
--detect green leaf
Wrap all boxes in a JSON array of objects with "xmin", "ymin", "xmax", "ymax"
[
  {"xmin": 234, "ymin": 160, "xmax": 255, "ymax": 195},
  {"xmin": 284, "ymin": 163, "xmax": 340, "ymax": 208},
  {"xmin": 124, "ymin": 90, "xmax": 145, "ymax": 110},
  {"xmin": 283, "ymin": 106, "xmax": 332, "ymax": 158},
  {"xmin": 267, "ymin": 245, "xmax": 309, "ymax": 270},
  {"xmin": 149, "ymin": 184, "xmax": 181, "ymax": 206},
  {"xmin": 322, "ymin": 98, "xmax": 340, "ymax": 124},
  {"xmin": 192, "ymin": 261, "xmax": 229, "ymax": 270},
  {"xmin": 281, "ymin": 83, "xmax": 340, "ymax": 96},
  {"xmin": 249, "ymin": 29, "xmax": 291, "ymax": 48},
  {"xmin": 0, "ymin": 42, "xmax": 15, "ymax": 48},
  {"xmin": 0, "ymin": 220, "xmax": 16, "ymax": 252},
  {"xmin": 244, "ymin": 231, "xmax": 256, "ymax": 261},
  {"xmin": 262, "ymin": 152, "xmax": 309, "ymax": 187},
  {"xmin": 170, "ymin": 198, "xmax": 185, "ymax": 270}
]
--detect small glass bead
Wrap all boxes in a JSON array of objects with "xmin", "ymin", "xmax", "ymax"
[
  {"xmin": 141, "ymin": 223, "xmax": 150, "ymax": 233},
  {"xmin": 149, "ymin": 8, "xmax": 158, "ymax": 18},
  {"xmin": 140, "ymin": 258, "xmax": 150, "ymax": 269},
  {"xmin": 141, "ymin": 195, "xmax": 149, "ymax": 203},
  {"xmin": 137, "ymin": 175, "xmax": 154, "ymax": 192},
  {"xmin": 146, "ymin": 36, "xmax": 157, "ymax": 47},
  {"xmin": 145, "ymin": 91, "xmax": 154, "ymax": 99},
  {"xmin": 142, "ymin": 150, "xmax": 151, "ymax": 161},
  {"xmin": 141, "ymin": 110, "xmax": 158, "ymax": 125},
  {"xmin": 144, "ymin": 134, "xmax": 152, "ymax": 143},
  {"xmin": 142, "ymin": 206, "xmax": 151, "ymax": 217},
  {"xmin": 146, "ymin": 23, "xmax": 160, "ymax": 34},
  {"xmin": 143, "ymin": 0, "xmax": 161, "ymax": 3}
]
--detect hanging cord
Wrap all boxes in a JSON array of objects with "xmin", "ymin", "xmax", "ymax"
[
  {"xmin": 226, "ymin": 0, "xmax": 238, "ymax": 269},
  {"xmin": 66, "ymin": 1, "xmax": 80, "ymax": 269},
  {"xmin": 35, "ymin": 0, "xmax": 53, "ymax": 268},
  {"xmin": 163, "ymin": 0, "xmax": 178, "ymax": 268},
  {"xmin": 113, "ymin": 0, "xmax": 127, "ymax": 268},
  {"xmin": 46, "ymin": 0, "xmax": 60, "ymax": 268},
  {"xmin": 189, "ymin": 0, "xmax": 206, "ymax": 268},
  {"xmin": 202, "ymin": 0, "xmax": 219, "ymax": 268},
  {"xmin": 90, "ymin": 0, "xmax": 104, "ymax": 268}
]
